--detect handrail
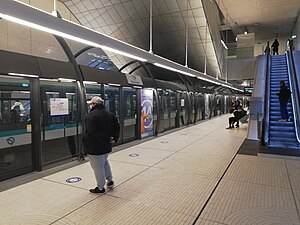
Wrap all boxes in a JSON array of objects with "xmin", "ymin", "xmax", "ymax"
[
  {"xmin": 261, "ymin": 42, "xmax": 271, "ymax": 146},
  {"xmin": 286, "ymin": 48, "xmax": 300, "ymax": 144}
]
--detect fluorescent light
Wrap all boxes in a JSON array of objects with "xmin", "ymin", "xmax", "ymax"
[
  {"xmin": 154, "ymin": 63, "xmax": 179, "ymax": 72},
  {"xmin": 40, "ymin": 78, "xmax": 59, "ymax": 82},
  {"xmin": 58, "ymin": 78, "xmax": 76, "ymax": 82},
  {"xmin": 132, "ymin": 86, "xmax": 142, "ymax": 89},
  {"xmin": 108, "ymin": 83, "xmax": 121, "ymax": 87},
  {"xmin": 100, "ymin": 45, "xmax": 147, "ymax": 62},
  {"xmin": 0, "ymin": 13, "xmax": 102, "ymax": 47},
  {"xmin": 83, "ymin": 81, "xmax": 98, "ymax": 84},
  {"xmin": 8, "ymin": 72, "xmax": 39, "ymax": 78},
  {"xmin": 179, "ymin": 71, "xmax": 197, "ymax": 77},
  {"xmin": 221, "ymin": 40, "xmax": 228, "ymax": 49},
  {"xmin": 241, "ymin": 81, "xmax": 248, "ymax": 86},
  {"xmin": 0, "ymin": 13, "xmax": 147, "ymax": 62}
]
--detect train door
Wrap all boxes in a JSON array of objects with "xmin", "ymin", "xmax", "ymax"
[
  {"xmin": 169, "ymin": 91, "xmax": 177, "ymax": 129},
  {"xmin": 179, "ymin": 92, "xmax": 188, "ymax": 126},
  {"xmin": 0, "ymin": 76, "xmax": 33, "ymax": 180},
  {"xmin": 123, "ymin": 87, "xmax": 138, "ymax": 142},
  {"xmin": 40, "ymin": 80, "xmax": 78, "ymax": 165},
  {"xmin": 199, "ymin": 93, "xmax": 205, "ymax": 120},
  {"xmin": 104, "ymin": 85, "xmax": 121, "ymax": 141},
  {"xmin": 205, "ymin": 94, "xmax": 211, "ymax": 119},
  {"xmin": 158, "ymin": 90, "xmax": 164, "ymax": 133},
  {"xmin": 190, "ymin": 93, "xmax": 196, "ymax": 123},
  {"xmin": 163, "ymin": 90, "xmax": 170, "ymax": 131},
  {"xmin": 153, "ymin": 90, "xmax": 158, "ymax": 134},
  {"xmin": 194, "ymin": 93, "xmax": 200, "ymax": 122}
]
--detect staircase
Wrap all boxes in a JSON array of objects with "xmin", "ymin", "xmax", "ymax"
[{"xmin": 269, "ymin": 55, "xmax": 298, "ymax": 148}]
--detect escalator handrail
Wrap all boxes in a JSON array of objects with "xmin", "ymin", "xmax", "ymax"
[
  {"xmin": 286, "ymin": 51, "xmax": 300, "ymax": 143},
  {"xmin": 261, "ymin": 45, "xmax": 271, "ymax": 146}
]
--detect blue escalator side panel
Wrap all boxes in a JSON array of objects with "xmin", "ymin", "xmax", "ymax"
[{"xmin": 268, "ymin": 55, "xmax": 299, "ymax": 149}]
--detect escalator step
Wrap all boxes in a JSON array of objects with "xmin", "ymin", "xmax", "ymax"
[
  {"xmin": 270, "ymin": 121, "xmax": 294, "ymax": 126},
  {"xmin": 269, "ymin": 141, "xmax": 299, "ymax": 148},
  {"xmin": 269, "ymin": 131, "xmax": 295, "ymax": 138},
  {"xmin": 269, "ymin": 126, "xmax": 295, "ymax": 132}
]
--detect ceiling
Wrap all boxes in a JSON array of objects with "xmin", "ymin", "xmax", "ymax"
[
  {"xmin": 216, "ymin": 0, "xmax": 300, "ymax": 42},
  {"xmin": 60, "ymin": 0, "xmax": 221, "ymax": 78}
]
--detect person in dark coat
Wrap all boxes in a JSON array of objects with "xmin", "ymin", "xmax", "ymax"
[
  {"xmin": 277, "ymin": 80, "xmax": 291, "ymax": 122},
  {"xmin": 84, "ymin": 96, "xmax": 120, "ymax": 193},
  {"xmin": 226, "ymin": 108, "xmax": 247, "ymax": 129},
  {"xmin": 271, "ymin": 39, "xmax": 279, "ymax": 55}
]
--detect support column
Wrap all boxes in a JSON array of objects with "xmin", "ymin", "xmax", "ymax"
[{"xmin": 149, "ymin": 0, "xmax": 153, "ymax": 54}]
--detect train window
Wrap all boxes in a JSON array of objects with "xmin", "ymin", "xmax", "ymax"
[
  {"xmin": 123, "ymin": 88, "xmax": 137, "ymax": 119},
  {"xmin": 45, "ymin": 92, "xmax": 61, "ymax": 124},
  {"xmin": 170, "ymin": 92, "xmax": 177, "ymax": 118},
  {"xmin": 0, "ymin": 91, "xmax": 30, "ymax": 125},
  {"xmin": 66, "ymin": 93, "xmax": 77, "ymax": 123},
  {"xmin": 104, "ymin": 85, "xmax": 120, "ymax": 119}
]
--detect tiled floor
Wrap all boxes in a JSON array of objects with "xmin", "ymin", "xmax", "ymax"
[{"xmin": 1, "ymin": 115, "xmax": 300, "ymax": 225}]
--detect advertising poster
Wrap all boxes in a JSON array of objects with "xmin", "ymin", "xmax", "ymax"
[
  {"xmin": 50, "ymin": 98, "xmax": 69, "ymax": 116},
  {"xmin": 141, "ymin": 89, "xmax": 153, "ymax": 138}
]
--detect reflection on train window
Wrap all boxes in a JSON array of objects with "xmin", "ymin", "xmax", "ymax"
[
  {"xmin": 0, "ymin": 91, "xmax": 30, "ymax": 125},
  {"xmin": 104, "ymin": 86, "xmax": 120, "ymax": 119},
  {"xmin": 123, "ymin": 88, "xmax": 137, "ymax": 119},
  {"xmin": 66, "ymin": 93, "xmax": 77, "ymax": 122},
  {"xmin": 170, "ymin": 92, "xmax": 177, "ymax": 118}
]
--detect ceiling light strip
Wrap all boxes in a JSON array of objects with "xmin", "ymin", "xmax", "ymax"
[{"xmin": 0, "ymin": 1, "xmax": 242, "ymax": 92}]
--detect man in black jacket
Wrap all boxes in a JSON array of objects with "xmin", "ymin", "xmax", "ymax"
[
  {"xmin": 84, "ymin": 96, "xmax": 120, "ymax": 193},
  {"xmin": 278, "ymin": 80, "xmax": 291, "ymax": 122}
]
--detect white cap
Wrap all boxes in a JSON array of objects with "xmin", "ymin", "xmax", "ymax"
[{"xmin": 87, "ymin": 96, "xmax": 103, "ymax": 105}]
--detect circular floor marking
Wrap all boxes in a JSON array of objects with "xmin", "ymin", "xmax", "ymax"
[{"xmin": 66, "ymin": 177, "xmax": 82, "ymax": 183}]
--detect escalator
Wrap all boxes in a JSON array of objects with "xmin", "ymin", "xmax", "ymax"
[{"xmin": 268, "ymin": 54, "xmax": 300, "ymax": 149}]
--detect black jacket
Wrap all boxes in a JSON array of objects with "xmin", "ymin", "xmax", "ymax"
[
  {"xmin": 83, "ymin": 104, "xmax": 120, "ymax": 155},
  {"xmin": 279, "ymin": 85, "xmax": 291, "ymax": 102}
]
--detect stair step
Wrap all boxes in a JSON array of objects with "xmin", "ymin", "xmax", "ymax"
[
  {"xmin": 270, "ymin": 121, "xmax": 294, "ymax": 126},
  {"xmin": 269, "ymin": 136, "xmax": 297, "ymax": 142},
  {"xmin": 269, "ymin": 141, "xmax": 299, "ymax": 148},
  {"xmin": 270, "ymin": 103, "xmax": 291, "ymax": 107},
  {"xmin": 270, "ymin": 112, "xmax": 293, "ymax": 117},
  {"xmin": 269, "ymin": 131, "xmax": 295, "ymax": 138},
  {"xmin": 269, "ymin": 126, "xmax": 295, "ymax": 132}
]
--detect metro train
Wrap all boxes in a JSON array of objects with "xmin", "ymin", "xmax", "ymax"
[{"xmin": 0, "ymin": 49, "xmax": 249, "ymax": 181}]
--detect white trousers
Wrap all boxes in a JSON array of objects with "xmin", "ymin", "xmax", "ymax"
[{"xmin": 88, "ymin": 154, "xmax": 112, "ymax": 189}]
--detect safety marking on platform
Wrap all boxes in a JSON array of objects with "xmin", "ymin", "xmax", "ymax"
[{"xmin": 66, "ymin": 177, "xmax": 82, "ymax": 183}]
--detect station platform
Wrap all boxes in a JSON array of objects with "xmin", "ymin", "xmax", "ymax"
[{"xmin": 1, "ymin": 115, "xmax": 300, "ymax": 225}]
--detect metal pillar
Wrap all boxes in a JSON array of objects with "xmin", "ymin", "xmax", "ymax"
[
  {"xmin": 149, "ymin": 0, "xmax": 153, "ymax": 54},
  {"xmin": 185, "ymin": 0, "xmax": 189, "ymax": 67}
]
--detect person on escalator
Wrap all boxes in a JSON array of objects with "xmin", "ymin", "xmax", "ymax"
[
  {"xmin": 271, "ymin": 39, "xmax": 279, "ymax": 55},
  {"xmin": 277, "ymin": 80, "xmax": 291, "ymax": 122}
]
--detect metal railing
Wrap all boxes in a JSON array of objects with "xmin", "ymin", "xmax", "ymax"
[
  {"xmin": 261, "ymin": 42, "xmax": 271, "ymax": 146},
  {"xmin": 286, "ymin": 42, "xmax": 300, "ymax": 145}
]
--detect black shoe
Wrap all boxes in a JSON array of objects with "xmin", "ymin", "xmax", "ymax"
[
  {"xmin": 226, "ymin": 127, "xmax": 232, "ymax": 129},
  {"xmin": 107, "ymin": 181, "xmax": 114, "ymax": 188},
  {"xmin": 235, "ymin": 125, "xmax": 239, "ymax": 128},
  {"xmin": 89, "ymin": 187, "xmax": 105, "ymax": 193}
]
